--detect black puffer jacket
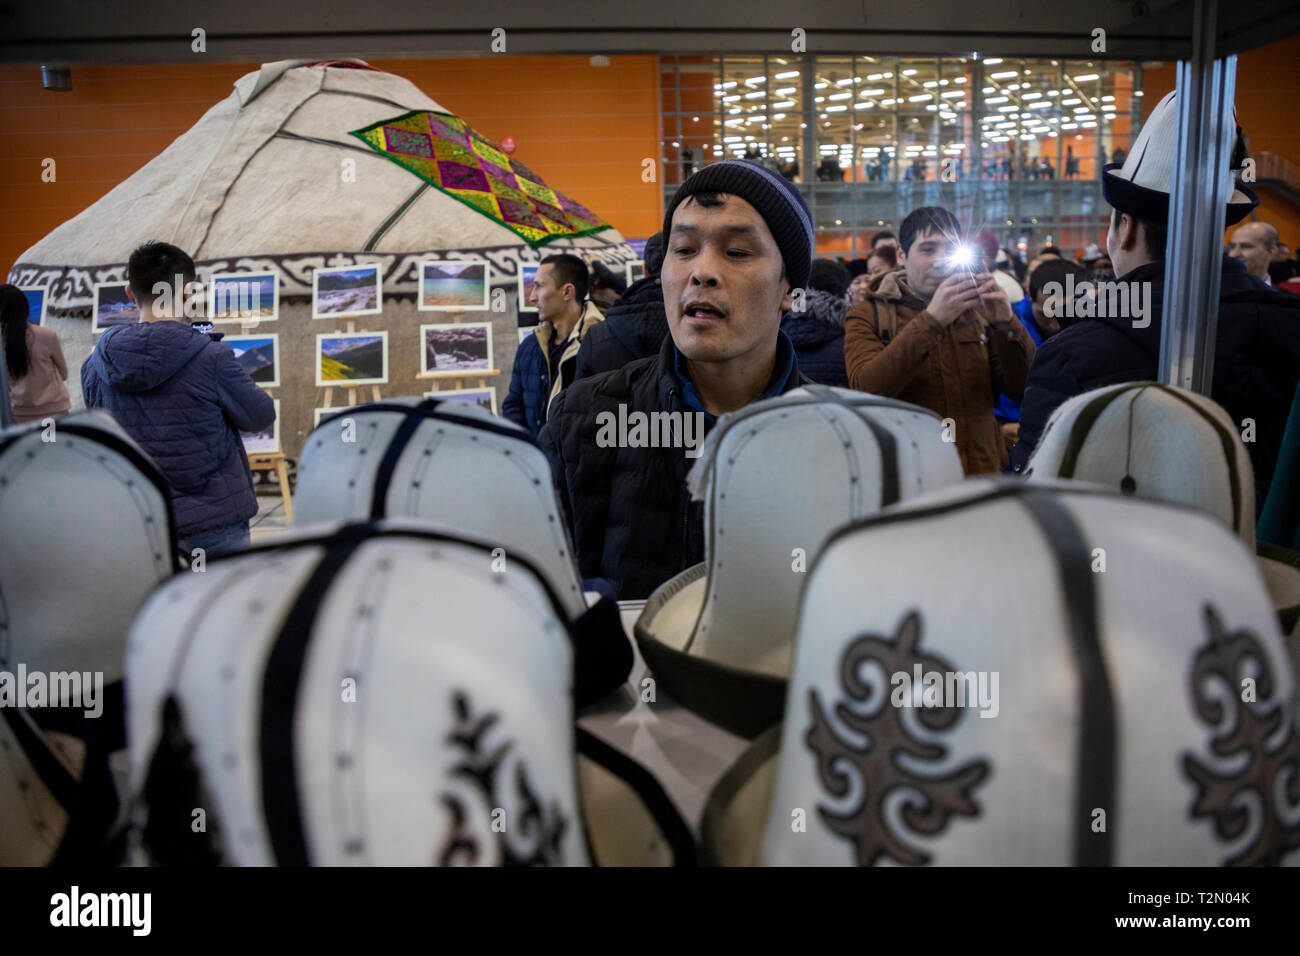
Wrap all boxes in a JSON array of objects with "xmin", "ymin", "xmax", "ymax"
[
  {"xmin": 1013, "ymin": 257, "xmax": 1300, "ymax": 510},
  {"xmin": 574, "ymin": 276, "xmax": 667, "ymax": 381},
  {"xmin": 541, "ymin": 333, "xmax": 805, "ymax": 599},
  {"xmin": 780, "ymin": 288, "xmax": 848, "ymax": 387}
]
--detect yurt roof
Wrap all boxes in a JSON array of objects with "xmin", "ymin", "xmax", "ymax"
[{"xmin": 9, "ymin": 58, "xmax": 632, "ymax": 310}]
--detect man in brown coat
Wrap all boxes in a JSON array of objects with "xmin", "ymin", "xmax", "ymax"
[{"xmin": 844, "ymin": 206, "xmax": 1036, "ymax": 474}]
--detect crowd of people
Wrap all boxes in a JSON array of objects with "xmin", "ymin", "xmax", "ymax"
[{"xmin": 4, "ymin": 93, "xmax": 1299, "ymax": 605}]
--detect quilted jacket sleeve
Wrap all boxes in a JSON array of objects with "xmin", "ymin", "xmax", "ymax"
[
  {"xmin": 80, "ymin": 356, "xmax": 101, "ymax": 409},
  {"xmin": 213, "ymin": 344, "xmax": 275, "ymax": 433},
  {"xmin": 502, "ymin": 345, "xmax": 529, "ymax": 430}
]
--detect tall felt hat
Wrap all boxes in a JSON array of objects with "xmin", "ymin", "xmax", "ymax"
[
  {"xmin": 1024, "ymin": 382, "xmax": 1300, "ymax": 661},
  {"xmin": 633, "ymin": 386, "xmax": 964, "ymax": 739},
  {"xmin": 1102, "ymin": 90, "xmax": 1258, "ymax": 226},
  {"xmin": 701, "ymin": 479, "xmax": 1300, "ymax": 866},
  {"xmin": 123, "ymin": 521, "xmax": 690, "ymax": 866},
  {"xmin": 0, "ymin": 411, "xmax": 179, "ymax": 865},
  {"xmin": 296, "ymin": 397, "xmax": 587, "ymax": 618}
]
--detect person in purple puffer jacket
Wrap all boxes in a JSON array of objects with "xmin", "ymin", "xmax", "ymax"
[{"xmin": 81, "ymin": 242, "xmax": 274, "ymax": 557}]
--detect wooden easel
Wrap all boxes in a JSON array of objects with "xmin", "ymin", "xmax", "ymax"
[
  {"xmin": 246, "ymin": 452, "xmax": 293, "ymax": 522},
  {"xmin": 415, "ymin": 311, "xmax": 501, "ymax": 407},
  {"xmin": 237, "ymin": 316, "xmax": 293, "ymax": 521}
]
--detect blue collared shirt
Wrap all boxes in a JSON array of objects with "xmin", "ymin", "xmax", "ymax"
[{"xmin": 672, "ymin": 329, "xmax": 797, "ymax": 425}]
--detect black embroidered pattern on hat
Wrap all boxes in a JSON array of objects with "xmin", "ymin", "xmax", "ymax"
[
  {"xmin": 1182, "ymin": 605, "xmax": 1300, "ymax": 866},
  {"xmin": 805, "ymin": 610, "xmax": 990, "ymax": 866}
]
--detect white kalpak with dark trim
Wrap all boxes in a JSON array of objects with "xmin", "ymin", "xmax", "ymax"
[
  {"xmin": 631, "ymin": 386, "xmax": 964, "ymax": 740},
  {"xmin": 701, "ymin": 479, "xmax": 1300, "ymax": 866},
  {"xmin": 0, "ymin": 411, "xmax": 178, "ymax": 865}
]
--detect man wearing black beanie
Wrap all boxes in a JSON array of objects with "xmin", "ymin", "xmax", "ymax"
[{"xmin": 540, "ymin": 160, "xmax": 813, "ymax": 599}]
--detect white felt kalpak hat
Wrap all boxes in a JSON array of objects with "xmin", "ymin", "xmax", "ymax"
[
  {"xmin": 634, "ymin": 386, "xmax": 964, "ymax": 739},
  {"xmin": 702, "ymin": 479, "xmax": 1300, "ymax": 866},
  {"xmin": 1102, "ymin": 90, "xmax": 1257, "ymax": 226},
  {"xmin": 0, "ymin": 411, "xmax": 178, "ymax": 865},
  {"xmin": 1024, "ymin": 382, "xmax": 1300, "ymax": 664},
  {"xmin": 295, "ymin": 396, "xmax": 585, "ymax": 618},
  {"xmin": 123, "ymin": 520, "xmax": 689, "ymax": 866}
]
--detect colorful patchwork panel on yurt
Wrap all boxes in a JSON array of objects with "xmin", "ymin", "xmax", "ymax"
[{"xmin": 351, "ymin": 110, "xmax": 608, "ymax": 246}]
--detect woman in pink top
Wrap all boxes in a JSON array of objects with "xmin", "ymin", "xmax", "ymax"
[{"xmin": 2, "ymin": 284, "xmax": 71, "ymax": 424}]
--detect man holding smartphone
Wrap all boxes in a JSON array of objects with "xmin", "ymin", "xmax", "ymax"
[{"xmin": 844, "ymin": 206, "xmax": 1036, "ymax": 474}]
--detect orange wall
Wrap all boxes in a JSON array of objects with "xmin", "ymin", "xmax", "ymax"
[
  {"xmin": 1144, "ymin": 34, "xmax": 1300, "ymax": 247},
  {"xmin": 0, "ymin": 55, "xmax": 663, "ymax": 275}
]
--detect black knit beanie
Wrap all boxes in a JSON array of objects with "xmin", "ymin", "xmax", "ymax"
[{"xmin": 662, "ymin": 160, "xmax": 815, "ymax": 292}]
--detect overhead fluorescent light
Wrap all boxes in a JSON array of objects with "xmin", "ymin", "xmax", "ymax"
[
  {"xmin": 902, "ymin": 69, "xmax": 918, "ymax": 76},
  {"xmin": 1073, "ymin": 73, "xmax": 1100, "ymax": 82},
  {"xmin": 984, "ymin": 58, "xmax": 1004, "ymax": 65},
  {"xmin": 828, "ymin": 91, "xmax": 851, "ymax": 101},
  {"xmin": 775, "ymin": 70, "xmax": 799, "ymax": 79},
  {"xmin": 909, "ymin": 93, "xmax": 933, "ymax": 102},
  {"xmin": 990, "ymin": 71, "xmax": 1018, "ymax": 79}
]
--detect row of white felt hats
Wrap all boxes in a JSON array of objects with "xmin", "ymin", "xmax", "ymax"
[{"xmin": 633, "ymin": 382, "xmax": 1298, "ymax": 865}]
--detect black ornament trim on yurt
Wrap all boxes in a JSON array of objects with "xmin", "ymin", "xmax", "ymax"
[
  {"xmin": 805, "ymin": 610, "xmax": 990, "ymax": 866},
  {"xmin": 435, "ymin": 691, "xmax": 569, "ymax": 867},
  {"xmin": 1183, "ymin": 605, "xmax": 1300, "ymax": 866}
]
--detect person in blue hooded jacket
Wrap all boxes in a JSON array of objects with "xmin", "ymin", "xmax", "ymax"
[{"xmin": 81, "ymin": 242, "xmax": 275, "ymax": 557}]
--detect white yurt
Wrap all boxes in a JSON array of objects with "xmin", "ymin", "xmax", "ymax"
[{"xmin": 6, "ymin": 58, "xmax": 636, "ymax": 461}]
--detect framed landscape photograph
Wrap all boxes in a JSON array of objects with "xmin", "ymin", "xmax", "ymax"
[
  {"xmin": 421, "ymin": 322, "xmax": 492, "ymax": 375},
  {"xmin": 20, "ymin": 286, "xmax": 47, "ymax": 325},
  {"xmin": 210, "ymin": 270, "xmax": 278, "ymax": 323},
  {"xmin": 314, "ymin": 405, "xmax": 358, "ymax": 428},
  {"xmin": 225, "ymin": 333, "xmax": 280, "ymax": 388},
  {"xmin": 316, "ymin": 331, "xmax": 388, "ymax": 386},
  {"xmin": 241, "ymin": 399, "xmax": 280, "ymax": 455},
  {"xmin": 424, "ymin": 387, "xmax": 498, "ymax": 416},
  {"xmin": 312, "ymin": 263, "xmax": 383, "ymax": 318},
  {"xmin": 517, "ymin": 263, "xmax": 539, "ymax": 314},
  {"xmin": 625, "ymin": 260, "xmax": 645, "ymax": 286},
  {"xmin": 419, "ymin": 259, "xmax": 490, "ymax": 311},
  {"xmin": 92, "ymin": 281, "xmax": 140, "ymax": 332}
]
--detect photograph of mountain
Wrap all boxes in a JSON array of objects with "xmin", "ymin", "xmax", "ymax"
[
  {"xmin": 424, "ymin": 387, "xmax": 497, "ymax": 416},
  {"xmin": 420, "ymin": 259, "xmax": 490, "ymax": 311},
  {"xmin": 225, "ymin": 334, "xmax": 279, "ymax": 387},
  {"xmin": 517, "ymin": 264, "xmax": 539, "ymax": 313},
  {"xmin": 312, "ymin": 264, "xmax": 383, "ymax": 318},
  {"xmin": 211, "ymin": 271, "xmax": 278, "ymax": 322},
  {"xmin": 421, "ymin": 322, "xmax": 492, "ymax": 374},
  {"xmin": 317, "ymin": 332, "xmax": 388, "ymax": 386},
  {"xmin": 20, "ymin": 286, "xmax": 46, "ymax": 325},
  {"xmin": 241, "ymin": 399, "xmax": 280, "ymax": 455},
  {"xmin": 93, "ymin": 282, "xmax": 140, "ymax": 332}
]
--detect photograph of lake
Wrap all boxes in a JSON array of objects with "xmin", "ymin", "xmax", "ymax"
[
  {"xmin": 226, "ymin": 334, "xmax": 279, "ymax": 387},
  {"xmin": 422, "ymin": 323, "xmax": 491, "ymax": 374},
  {"xmin": 21, "ymin": 287, "xmax": 45, "ymax": 325},
  {"xmin": 318, "ymin": 332, "xmax": 387, "ymax": 385},
  {"xmin": 212, "ymin": 272, "xmax": 277, "ymax": 320},
  {"xmin": 93, "ymin": 283, "xmax": 140, "ymax": 331},
  {"xmin": 313, "ymin": 265, "xmax": 382, "ymax": 317},
  {"xmin": 421, "ymin": 260, "xmax": 489, "ymax": 310}
]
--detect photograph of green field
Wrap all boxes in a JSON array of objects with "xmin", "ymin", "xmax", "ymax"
[
  {"xmin": 420, "ymin": 259, "xmax": 490, "ymax": 311},
  {"xmin": 316, "ymin": 332, "xmax": 388, "ymax": 386}
]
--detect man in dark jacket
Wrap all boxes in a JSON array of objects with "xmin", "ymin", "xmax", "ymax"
[
  {"xmin": 575, "ymin": 233, "xmax": 668, "ymax": 380},
  {"xmin": 540, "ymin": 160, "xmax": 812, "ymax": 599},
  {"xmin": 780, "ymin": 258, "xmax": 849, "ymax": 387},
  {"xmin": 1011, "ymin": 91, "xmax": 1300, "ymax": 509},
  {"xmin": 81, "ymin": 241, "xmax": 275, "ymax": 556},
  {"xmin": 502, "ymin": 253, "xmax": 604, "ymax": 437}
]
